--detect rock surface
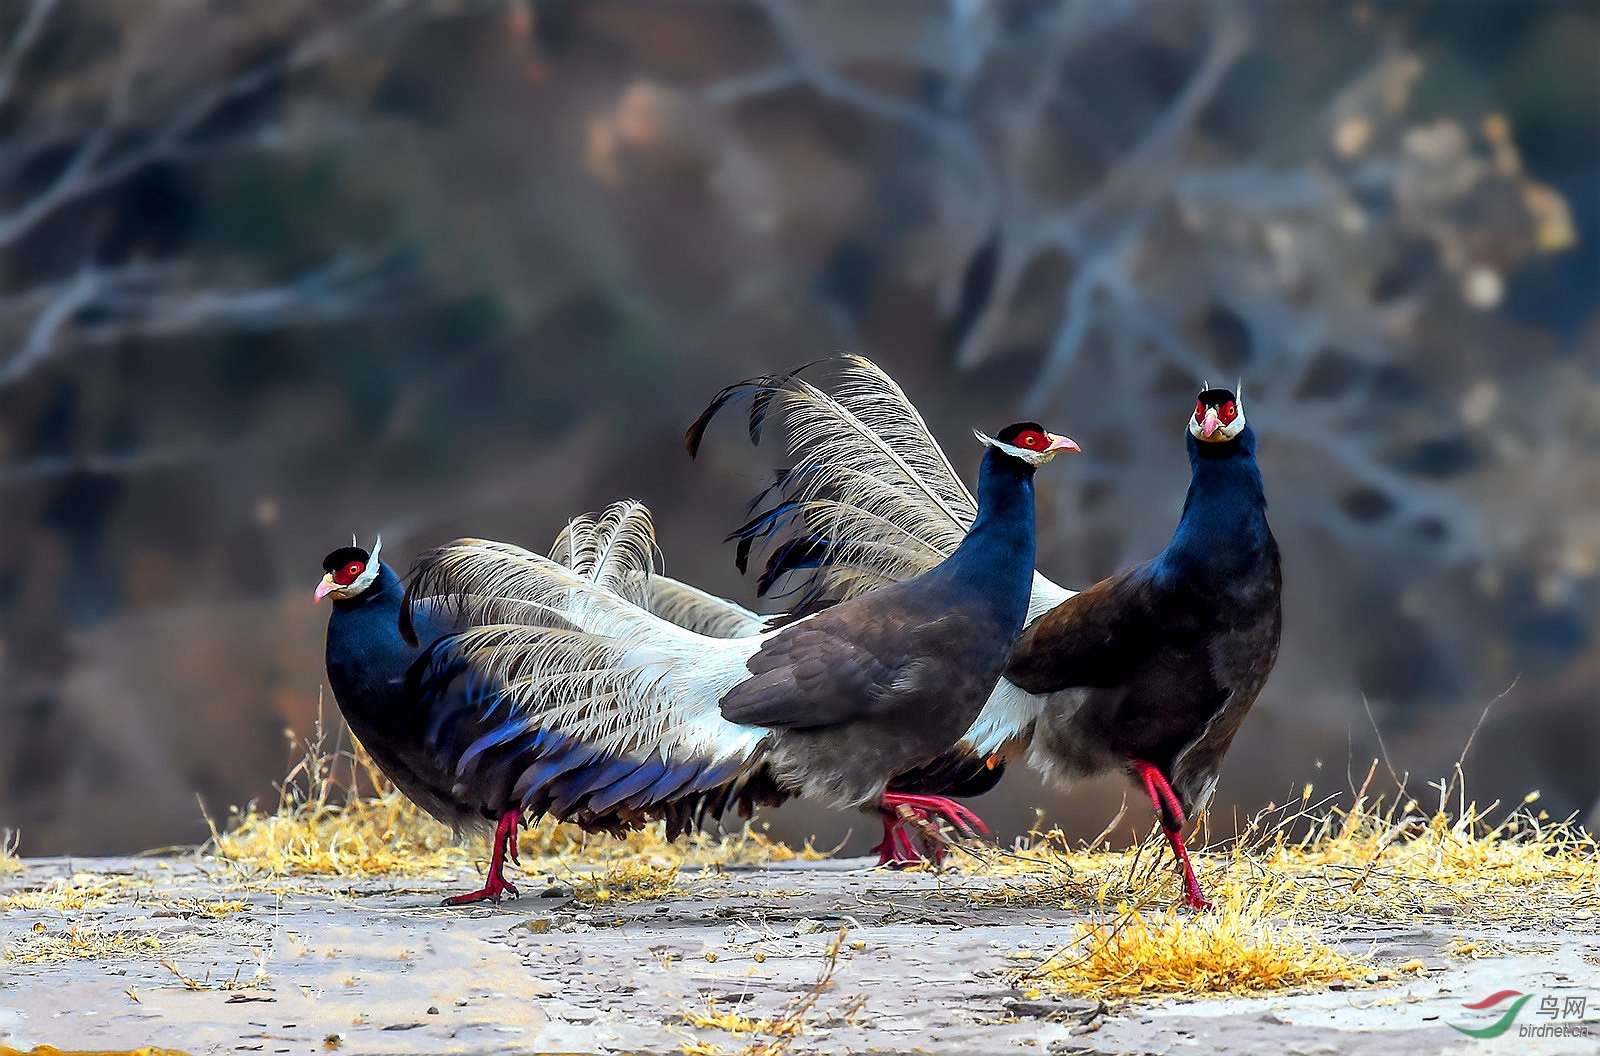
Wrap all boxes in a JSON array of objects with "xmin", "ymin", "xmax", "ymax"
[{"xmin": 2, "ymin": 856, "xmax": 1597, "ymax": 1054}]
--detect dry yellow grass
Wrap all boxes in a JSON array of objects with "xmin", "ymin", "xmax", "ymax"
[
  {"xmin": 958, "ymin": 769, "xmax": 1598, "ymax": 919},
  {"xmin": 13, "ymin": 699, "xmax": 1591, "ymax": 1010},
  {"xmin": 2, "ymin": 852, "xmax": 218, "ymax": 970},
  {"xmin": 0, "ymin": 871, "xmax": 206, "ymax": 966},
  {"xmin": 1251, "ymin": 792, "xmax": 1600, "ymax": 925},
  {"xmin": 196, "ymin": 714, "xmax": 1599, "ymax": 1008},
  {"xmin": 200, "ymin": 715, "xmax": 473, "ymax": 882},
  {"xmin": 205, "ymin": 783, "xmax": 471, "ymax": 882},
  {"xmin": 964, "ymin": 829, "xmax": 1374, "ymax": 998},
  {"xmin": 5, "ymin": 923, "xmax": 167, "ymax": 963},
  {"xmin": 573, "ymin": 858, "xmax": 681, "ymax": 904},
  {"xmin": 201, "ymin": 711, "xmax": 827, "ymax": 887},
  {"xmin": 207, "ymin": 775, "xmax": 825, "ymax": 887},
  {"xmin": 947, "ymin": 761, "xmax": 1599, "ymax": 999},
  {"xmin": 677, "ymin": 998, "xmax": 808, "ymax": 1041},
  {"xmin": 158, "ymin": 956, "xmax": 271, "ymax": 992},
  {"xmin": 1019, "ymin": 895, "xmax": 1368, "ymax": 999},
  {"xmin": 0, "ymin": 873, "xmax": 154, "ymax": 913}
]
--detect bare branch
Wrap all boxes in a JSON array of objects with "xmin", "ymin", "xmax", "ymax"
[
  {"xmin": 706, "ymin": 0, "xmax": 997, "ymax": 236},
  {"xmin": 0, "ymin": 250, "xmax": 413, "ymax": 392},
  {"xmin": 959, "ymin": 3, "xmax": 1250, "ymax": 375},
  {"xmin": 0, "ymin": 1, "xmax": 404, "ymax": 252},
  {"xmin": 0, "ymin": 266, "xmax": 102, "ymax": 390},
  {"xmin": 0, "ymin": 0, "xmax": 59, "ymax": 111}
]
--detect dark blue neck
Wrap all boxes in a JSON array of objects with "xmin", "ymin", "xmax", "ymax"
[
  {"xmin": 323, "ymin": 562, "xmax": 416, "ymax": 725},
  {"xmin": 1154, "ymin": 425, "xmax": 1271, "ymax": 589},
  {"xmin": 935, "ymin": 445, "xmax": 1038, "ymax": 623}
]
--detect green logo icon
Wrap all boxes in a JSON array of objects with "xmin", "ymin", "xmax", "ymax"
[{"xmin": 1450, "ymin": 991, "xmax": 1532, "ymax": 1038}]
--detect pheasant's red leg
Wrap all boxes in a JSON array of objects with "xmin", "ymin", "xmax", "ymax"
[
  {"xmin": 505, "ymin": 812, "xmax": 522, "ymax": 867},
  {"xmin": 443, "ymin": 809, "xmax": 522, "ymax": 906},
  {"xmin": 878, "ymin": 792, "xmax": 990, "ymax": 837},
  {"xmin": 1130, "ymin": 761, "xmax": 1185, "ymax": 828},
  {"xmin": 1130, "ymin": 761, "xmax": 1210, "ymax": 911},
  {"xmin": 871, "ymin": 793, "xmax": 984, "ymax": 868},
  {"xmin": 872, "ymin": 812, "xmax": 929, "ymax": 867},
  {"xmin": 1161, "ymin": 825, "xmax": 1210, "ymax": 911},
  {"xmin": 869, "ymin": 815, "xmax": 901, "ymax": 865}
]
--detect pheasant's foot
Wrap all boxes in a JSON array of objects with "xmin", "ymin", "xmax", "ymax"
[
  {"xmin": 442, "ymin": 873, "xmax": 520, "ymax": 906},
  {"xmin": 870, "ymin": 819, "xmax": 919, "ymax": 867},
  {"xmin": 442, "ymin": 809, "xmax": 522, "ymax": 907},
  {"xmin": 1160, "ymin": 824, "xmax": 1212, "ymax": 911},
  {"xmin": 879, "ymin": 792, "xmax": 989, "ymax": 838},
  {"xmin": 870, "ymin": 806, "xmax": 952, "ymax": 867}
]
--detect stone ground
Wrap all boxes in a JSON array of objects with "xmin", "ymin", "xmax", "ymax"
[{"xmin": 2, "ymin": 855, "xmax": 1597, "ymax": 1055}]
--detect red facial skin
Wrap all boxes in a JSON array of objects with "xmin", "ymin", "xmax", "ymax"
[
  {"xmin": 314, "ymin": 560, "xmax": 367, "ymax": 603},
  {"xmin": 1007, "ymin": 430, "xmax": 1080, "ymax": 453},
  {"xmin": 1012, "ymin": 430, "xmax": 1049, "ymax": 451},
  {"xmin": 332, "ymin": 560, "xmax": 366, "ymax": 585}
]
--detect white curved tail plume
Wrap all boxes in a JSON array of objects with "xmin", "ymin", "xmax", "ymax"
[
  {"xmin": 697, "ymin": 354, "xmax": 1074, "ymax": 616},
  {"xmin": 549, "ymin": 500, "xmax": 660, "ymax": 607},
  {"xmin": 410, "ymin": 539, "xmax": 769, "ymax": 767},
  {"xmin": 644, "ymin": 577, "xmax": 766, "ymax": 638},
  {"xmin": 549, "ymin": 498, "xmax": 766, "ymax": 635}
]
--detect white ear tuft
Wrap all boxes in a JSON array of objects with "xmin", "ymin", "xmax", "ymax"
[
  {"xmin": 973, "ymin": 428, "xmax": 996, "ymax": 448},
  {"xmin": 369, "ymin": 535, "xmax": 383, "ymax": 565}
]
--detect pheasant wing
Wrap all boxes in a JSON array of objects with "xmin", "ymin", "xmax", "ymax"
[
  {"xmin": 719, "ymin": 588, "xmax": 956, "ymax": 730},
  {"xmin": 1004, "ymin": 566, "xmax": 1158, "ymax": 694}
]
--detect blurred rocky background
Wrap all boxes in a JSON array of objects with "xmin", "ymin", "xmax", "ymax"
[{"xmin": 0, "ymin": 0, "xmax": 1595, "ymax": 856}]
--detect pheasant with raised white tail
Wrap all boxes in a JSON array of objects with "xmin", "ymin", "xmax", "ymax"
[
  {"xmin": 405, "ymin": 419, "xmax": 1076, "ymax": 869},
  {"xmin": 687, "ymin": 356, "xmax": 1076, "ymax": 860},
  {"xmin": 318, "ymin": 502, "xmax": 767, "ymax": 904}
]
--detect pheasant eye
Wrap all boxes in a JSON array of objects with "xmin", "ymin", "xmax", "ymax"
[
  {"xmin": 1218, "ymin": 401, "xmax": 1238, "ymax": 424},
  {"xmin": 1007, "ymin": 430, "xmax": 1048, "ymax": 449},
  {"xmin": 334, "ymin": 561, "xmax": 366, "ymax": 585},
  {"xmin": 1195, "ymin": 401, "xmax": 1206, "ymax": 418}
]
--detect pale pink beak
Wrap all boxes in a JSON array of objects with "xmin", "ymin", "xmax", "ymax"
[
  {"xmin": 1201, "ymin": 408, "xmax": 1220, "ymax": 438},
  {"xmin": 1045, "ymin": 432, "xmax": 1080, "ymax": 453},
  {"xmin": 313, "ymin": 577, "xmax": 337, "ymax": 603}
]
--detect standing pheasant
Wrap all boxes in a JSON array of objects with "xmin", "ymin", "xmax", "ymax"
[
  {"xmin": 1007, "ymin": 387, "xmax": 1281, "ymax": 909},
  {"xmin": 688, "ymin": 357, "xmax": 1073, "ymax": 861},
  {"xmin": 316, "ymin": 504, "xmax": 767, "ymax": 903}
]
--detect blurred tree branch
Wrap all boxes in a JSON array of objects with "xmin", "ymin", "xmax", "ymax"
[{"xmin": 0, "ymin": 0, "xmax": 421, "ymax": 393}]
